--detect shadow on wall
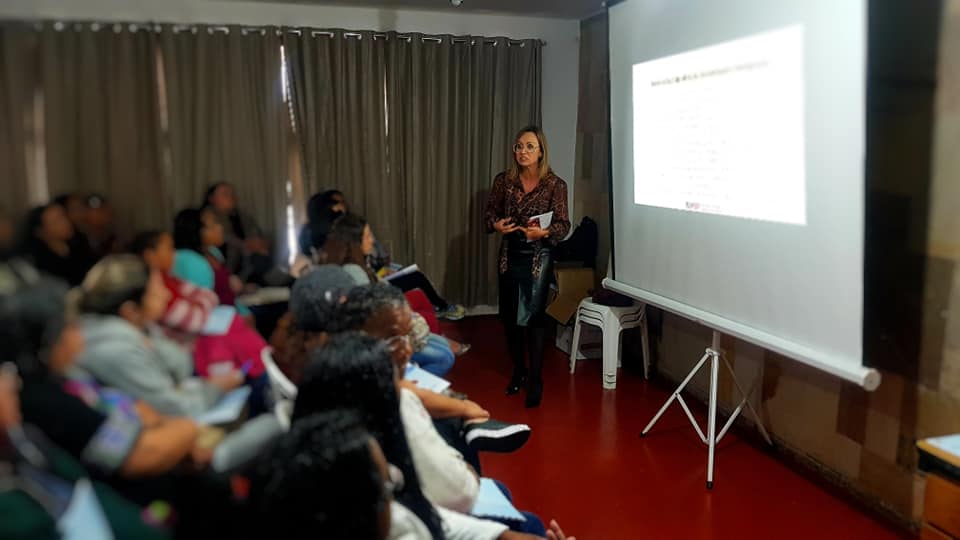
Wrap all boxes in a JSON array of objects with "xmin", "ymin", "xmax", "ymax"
[{"xmin": 444, "ymin": 188, "xmax": 499, "ymax": 307}]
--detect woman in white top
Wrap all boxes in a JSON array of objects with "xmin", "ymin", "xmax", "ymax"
[{"xmin": 292, "ymin": 332, "xmax": 580, "ymax": 540}]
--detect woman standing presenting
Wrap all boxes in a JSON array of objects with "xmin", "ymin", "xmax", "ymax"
[{"xmin": 484, "ymin": 126, "xmax": 570, "ymax": 408}]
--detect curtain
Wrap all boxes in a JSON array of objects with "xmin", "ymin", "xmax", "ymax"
[
  {"xmin": 0, "ymin": 26, "xmax": 37, "ymax": 216},
  {"xmin": 288, "ymin": 31, "xmax": 541, "ymax": 304},
  {"xmin": 41, "ymin": 26, "xmax": 168, "ymax": 231},
  {"xmin": 284, "ymin": 30, "xmax": 404, "ymax": 259},
  {"xmin": 575, "ymin": 14, "xmax": 611, "ymax": 280},
  {"xmin": 160, "ymin": 27, "xmax": 289, "ymax": 262},
  {"xmin": 388, "ymin": 35, "xmax": 542, "ymax": 305}
]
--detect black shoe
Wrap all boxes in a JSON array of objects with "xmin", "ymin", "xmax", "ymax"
[
  {"xmin": 463, "ymin": 419, "xmax": 532, "ymax": 453},
  {"xmin": 505, "ymin": 372, "xmax": 527, "ymax": 395},
  {"xmin": 525, "ymin": 379, "xmax": 543, "ymax": 408}
]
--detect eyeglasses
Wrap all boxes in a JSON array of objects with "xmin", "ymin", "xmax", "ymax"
[
  {"xmin": 383, "ymin": 334, "xmax": 412, "ymax": 350},
  {"xmin": 513, "ymin": 142, "xmax": 540, "ymax": 154}
]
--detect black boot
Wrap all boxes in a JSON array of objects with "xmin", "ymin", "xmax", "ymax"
[
  {"xmin": 504, "ymin": 322, "xmax": 527, "ymax": 396},
  {"xmin": 525, "ymin": 378, "xmax": 542, "ymax": 408},
  {"xmin": 505, "ymin": 370, "xmax": 527, "ymax": 395}
]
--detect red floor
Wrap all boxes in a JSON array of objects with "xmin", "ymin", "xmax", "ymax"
[{"xmin": 442, "ymin": 317, "xmax": 908, "ymax": 540}]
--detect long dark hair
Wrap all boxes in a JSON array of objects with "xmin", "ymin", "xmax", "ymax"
[
  {"xmin": 18, "ymin": 205, "xmax": 53, "ymax": 256},
  {"xmin": 173, "ymin": 208, "xmax": 209, "ymax": 254},
  {"xmin": 203, "ymin": 182, "xmax": 246, "ymax": 241},
  {"xmin": 248, "ymin": 410, "xmax": 383, "ymax": 539},
  {"xmin": 322, "ymin": 214, "xmax": 377, "ymax": 282},
  {"xmin": 300, "ymin": 190, "xmax": 345, "ymax": 256},
  {"xmin": 0, "ymin": 259, "xmax": 70, "ymax": 382},
  {"xmin": 293, "ymin": 332, "xmax": 444, "ymax": 539}
]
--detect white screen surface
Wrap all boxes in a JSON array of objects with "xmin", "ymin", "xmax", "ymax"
[
  {"xmin": 608, "ymin": 0, "xmax": 878, "ymax": 388},
  {"xmin": 633, "ymin": 26, "xmax": 805, "ymax": 225}
]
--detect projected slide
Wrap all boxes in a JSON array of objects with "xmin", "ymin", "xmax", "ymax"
[{"xmin": 632, "ymin": 26, "xmax": 806, "ymax": 225}]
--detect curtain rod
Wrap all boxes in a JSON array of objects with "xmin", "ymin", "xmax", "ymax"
[{"xmin": 9, "ymin": 20, "xmax": 545, "ymax": 46}]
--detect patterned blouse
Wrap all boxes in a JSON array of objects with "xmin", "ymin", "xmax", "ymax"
[{"xmin": 484, "ymin": 171, "xmax": 571, "ymax": 276}]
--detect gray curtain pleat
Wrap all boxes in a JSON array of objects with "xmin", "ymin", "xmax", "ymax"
[
  {"xmin": 0, "ymin": 26, "xmax": 37, "ymax": 216},
  {"xmin": 41, "ymin": 26, "xmax": 169, "ymax": 231},
  {"xmin": 160, "ymin": 27, "xmax": 289, "ymax": 262}
]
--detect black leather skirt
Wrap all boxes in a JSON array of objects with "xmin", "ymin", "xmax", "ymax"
[{"xmin": 499, "ymin": 234, "xmax": 553, "ymax": 327}]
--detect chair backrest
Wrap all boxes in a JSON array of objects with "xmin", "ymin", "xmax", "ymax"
[{"xmin": 261, "ymin": 348, "xmax": 298, "ymax": 401}]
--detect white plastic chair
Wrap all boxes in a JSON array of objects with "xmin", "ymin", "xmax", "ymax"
[
  {"xmin": 569, "ymin": 298, "xmax": 650, "ymax": 389},
  {"xmin": 261, "ymin": 348, "xmax": 297, "ymax": 430}
]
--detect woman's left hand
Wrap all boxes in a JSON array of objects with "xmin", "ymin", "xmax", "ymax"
[{"xmin": 523, "ymin": 226, "xmax": 550, "ymax": 242}]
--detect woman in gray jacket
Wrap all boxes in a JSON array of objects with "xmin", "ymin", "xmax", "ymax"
[{"xmin": 75, "ymin": 255, "xmax": 242, "ymax": 417}]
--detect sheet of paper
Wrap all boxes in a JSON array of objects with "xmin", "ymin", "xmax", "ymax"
[
  {"xmin": 470, "ymin": 478, "xmax": 526, "ymax": 522},
  {"xmin": 384, "ymin": 264, "xmax": 421, "ymax": 282},
  {"xmin": 527, "ymin": 211, "xmax": 553, "ymax": 229},
  {"xmin": 58, "ymin": 478, "xmax": 114, "ymax": 540},
  {"xmin": 526, "ymin": 212, "xmax": 553, "ymax": 242},
  {"xmin": 193, "ymin": 386, "xmax": 251, "ymax": 426},
  {"xmin": 404, "ymin": 364, "xmax": 451, "ymax": 394},
  {"xmin": 927, "ymin": 434, "xmax": 960, "ymax": 458},
  {"xmin": 201, "ymin": 305, "xmax": 236, "ymax": 336}
]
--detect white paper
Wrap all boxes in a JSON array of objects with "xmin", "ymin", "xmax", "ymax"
[
  {"xmin": 384, "ymin": 264, "xmax": 420, "ymax": 282},
  {"xmin": 404, "ymin": 364, "xmax": 451, "ymax": 394},
  {"xmin": 527, "ymin": 211, "xmax": 553, "ymax": 230},
  {"xmin": 470, "ymin": 478, "xmax": 525, "ymax": 522},
  {"xmin": 526, "ymin": 212, "xmax": 553, "ymax": 243},
  {"xmin": 928, "ymin": 434, "xmax": 960, "ymax": 458},
  {"xmin": 201, "ymin": 305, "xmax": 236, "ymax": 336},
  {"xmin": 58, "ymin": 479, "xmax": 114, "ymax": 540},
  {"xmin": 194, "ymin": 386, "xmax": 251, "ymax": 425}
]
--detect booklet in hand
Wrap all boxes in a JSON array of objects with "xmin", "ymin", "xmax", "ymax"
[{"xmin": 526, "ymin": 211, "xmax": 553, "ymax": 242}]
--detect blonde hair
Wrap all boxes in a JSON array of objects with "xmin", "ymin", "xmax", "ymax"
[{"xmin": 506, "ymin": 125, "xmax": 551, "ymax": 181}]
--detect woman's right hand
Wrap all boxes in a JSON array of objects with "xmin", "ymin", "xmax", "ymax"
[
  {"xmin": 493, "ymin": 217, "xmax": 520, "ymax": 235},
  {"xmin": 460, "ymin": 399, "xmax": 490, "ymax": 421}
]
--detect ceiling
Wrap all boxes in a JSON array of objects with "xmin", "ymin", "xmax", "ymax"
[{"xmin": 241, "ymin": 0, "xmax": 607, "ymax": 20}]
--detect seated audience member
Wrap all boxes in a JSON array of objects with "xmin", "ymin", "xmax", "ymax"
[
  {"xmin": 131, "ymin": 231, "xmax": 268, "ymax": 380},
  {"xmin": 202, "ymin": 182, "xmax": 273, "ymax": 284},
  {"xmin": 74, "ymin": 256, "xmax": 284, "ymax": 466},
  {"xmin": 1, "ymin": 257, "xmax": 250, "ymax": 535},
  {"xmin": 325, "ymin": 212, "xmax": 467, "ymax": 321},
  {"xmin": 298, "ymin": 189, "xmax": 346, "ymax": 260},
  {"xmin": 52, "ymin": 193, "xmax": 89, "ymax": 231},
  {"xmin": 172, "ymin": 207, "xmax": 242, "ymax": 307},
  {"xmin": 0, "ymin": 362, "xmax": 171, "ymax": 539},
  {"xmin": 271, "ymin": 265, "xmax": 358, "ymax": 385},
  {"xmin": 247, "ymin": 409, "xmax": 419, "ymax": 539},
  {"xmin": 18, "ymin": 203, "xmax": 95, "ymax": 286},
  {"xmin": 294, "ymin": 333, "xmax": 564, "ymax": 539},
  {"xmin": 318, "ymin": 189, "xmax": 391, "ymax": 271},
  {"xmin": 83, "ymin": 193, "xmax": 122, "ymax": 259},
  {"xmin": 0, "ymin": 259, "xmax": 200, "ymax": 478},
  {"xmin": 341, "ymin": 283, "xmax": 530, "ymax": 451},
  {"xmin": 74, "ymin": 255, "xmax": 245, "ymax": 417},
  {"xmin": 131, "ymin": 231, "xmax": 218, "ymax": 338},
  {"xmin": 52, "ymin": 192, "xmax": 99, "ymax": 257},
  {"xmin": 293, "ymin": 333, "xmax": 447, "ymax": 539},
  {"xmin": 326, "ymin": 213, "xmax": 470, "ymax": 350}
]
